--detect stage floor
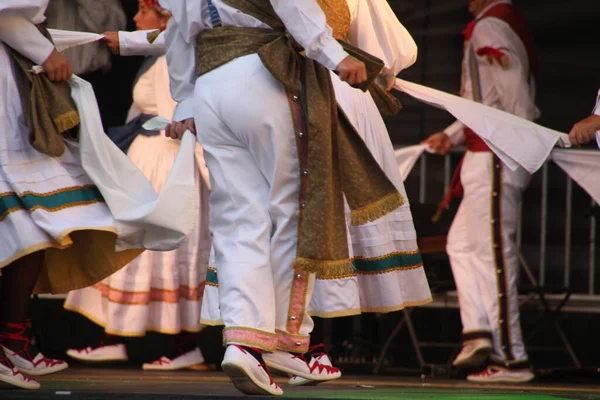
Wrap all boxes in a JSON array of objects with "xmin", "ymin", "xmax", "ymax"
[{"xmin": 2, "ymin": 367, "xmax": 600, "ymax": 400}]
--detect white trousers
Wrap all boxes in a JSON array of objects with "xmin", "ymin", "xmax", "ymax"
[
  {"xmin": 447, "ymin": 151, "xmax": 531, "ymax": 369},
  {"xmin": 193, "ymin": 54, "xmax": 314, "ymax": 352}
]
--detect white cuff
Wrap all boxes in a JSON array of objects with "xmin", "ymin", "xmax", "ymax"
[
  {"xmin": 443, "ymin": 120, "xmax": 465, "ymax": 146},
  {"xmin": 307, "ymin": 38, "xmax": 348, "ymax": 72},
  {"xmin": 172, "ymin": 99, "xmax": 195, "ymax": 122}
]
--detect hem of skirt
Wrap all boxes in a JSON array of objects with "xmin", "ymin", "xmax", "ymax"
[
  {"xmin": 63, "ymin": 303, "xmax": 201, "ymax": 336},
  {"xmin": 0, "ymin": 241, "xmax": 56, "ymax": 271},
  {"xmin": 200, "ymin": 318, "xmax": 224, "ymax": 327},
  {"xmin": 1, "ymin": 224, "xmax": 121, "ymax": 271},
  {"xmin": 308, "ymin": 297, "xmax": 433, "ymax": 317},
  {"xmin": 307, "ymin": 308, "xmax": 362, "ymax": 318},
  {"xmin": 55, "ymin": 225, "xmax": 119, "ymax": 246}
]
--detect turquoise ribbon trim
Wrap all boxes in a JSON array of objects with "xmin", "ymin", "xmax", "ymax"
[
  {"xmin": 352, "ymin": 252, "xmax": 423, "ymax": 273},
  {"xmin": 0, "ymin": 186, "xmax": 103, "ymax": 218},
  {"xmin": 206, "ymin": 268, "xmax": 218, "ymax": 285},
  {"xmin": 205, "ymin": 252, "xmax": 423, "ymax": 285}
]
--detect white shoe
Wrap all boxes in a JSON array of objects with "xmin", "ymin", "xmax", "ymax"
[
  {"xmin": 264, "ymin": 350, "xmax": 341, "ymax": 382},
  {"xmin": 2, "ymin": 346, "xmax": 68, "ymax": 376},
  {"xmin": 452, "ymin": 338, "xmax": 492, "ymax": 369},
  {"xmin": 221, "ymin": 345, "xmax": 283, "ymax": 396},
  {"xmin": 0, "ymin": 361, "xmax": 40, "ymax": 390},
  {"xmin": 288, "ymin": 347, "xmax": 333, "ymax": 386},
  {"xmin": 66, "ymin": 344, "xmax": 128, "ymax": 363},
  {"xmin": 143, "ymin": 347, "xmax": 205, "ymax": 371},
  {"xmin": 467, "ymin": 367, "xmax": 535, "ymax": 383}
]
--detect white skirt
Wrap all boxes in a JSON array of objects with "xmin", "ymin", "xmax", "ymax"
[
  {"xmin": 307, "ymin": 74, "xmax": 431, "ymax": 317},
  {"xmin": 0, "ymin": 42, "xmax": 140, "ymax": 294},
  {"xmin": 64, "ymin": 133, "xmax": 211, "ymax": 336}
]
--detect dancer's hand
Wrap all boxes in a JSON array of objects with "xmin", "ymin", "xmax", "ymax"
[
  {"xmin": 42, "ymin": 49, "xmax": 72, "ymax": 82},
  {"xmin": 165, "ymin": 118, "xmax": 196, "ymax": 140},
  {"xmin": 104, "ymin": 31, "xmax": 120, "ymax": 55},
  {"xmin": 337, "ymin": 56, "xmax": 367, "ymax": 86},
  {"xmin": 569, "ymin": 114, "xmax": 600, "ymax": 146},
  {"xmin": 422, "ymin": 132, "xmax": 452, "ymax": 156}
]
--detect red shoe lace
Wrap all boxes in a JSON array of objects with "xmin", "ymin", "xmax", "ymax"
[
  {"xmin": 0, "ymin": 355, "xmax": 36, "ymax": 382},
  {"xmin": 474, "ymin": 368, "xmax": 495, "ymax": 377},
  {"xmin": 232, "ymin": 345, "xmax": 278, "ymax": 388},
  {"xmin": 292, "ymin": 352, "xmax": 339, "ymax": 375},
  {"xmin": 0, "ymin": 321, "xmax": 65, "ymax": 368},
  {"xmin": 150, "ymin": 357, "xmax": 171, "ymax": 366},
  {"xmin": 307, "ymin": 343, "xmax": 327, "ymax": 359}
]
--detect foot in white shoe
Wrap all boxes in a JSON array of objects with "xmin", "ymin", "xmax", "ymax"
[
  {"xmin": 0, "ymin": 360, "xmax": 40, "ymax": 390},
  {"xmin": 288, "ymin": 344, "xmax": 334, "ymax": 386},
  {"xmin": 3, "ymin": 346, "xmax": 68, "ymax": 376},
  {"xmin": 452, "ymin": 338, "xmax": 492, "ymax": 369},
  {"xmin": 467, "ymin": 367, "xmax": 534, "ymax": 383},
  {"xmin": 221, "ymin": 345, "xmax": 283, "ymax": 396},
  {"xmin": 264, "ymin": 350, "xmax": 341, "ymax": 382},
  {"xmin": 143, "ymin": 347, "xmax": 205, "ymax": 371},
  {"xmin": 66, "ymin": 344, "xmax": 128, "ymax": 363}
]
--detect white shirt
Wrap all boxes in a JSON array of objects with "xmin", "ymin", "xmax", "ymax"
[
  {"xmin": 594, "ymin": 89, "xmax": 600, "ymax": 117},
  {"xmin": 444, "ymin": 0, "xmax": 538, "ymax": 145},
  {"xmin": 159, "ymin": 0, "xmax": 349, "ymax": 122},
  {"xmin": 346, "ymin": 0, "xmax": 417, "ymax": 90},
  {"xmin": 0, "ymin": 1, "xmax": 54, "ymax": 65},
  {"xmin": 118, "ymin": 30, "xmax": 166, "ymax": 57}
]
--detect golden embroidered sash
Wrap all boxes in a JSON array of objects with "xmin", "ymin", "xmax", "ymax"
[{"xmin": 8, "ymin": 25, "xmax": 80, "ymax": 157}]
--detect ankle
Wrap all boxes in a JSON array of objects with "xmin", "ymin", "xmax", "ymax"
[
  {"xmin": 174, "ymin": 332, "xmax": 197, "ymax": 356},
  {"xmin": 231, "ymin": 345, "xmax": 264, "ymax": 364}
]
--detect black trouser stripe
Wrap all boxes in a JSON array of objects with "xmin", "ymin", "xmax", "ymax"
[
  {"xmin": 491, "ymin": 155, "xmax": 515, "ymax": 361},
  {"xmin": 462, "ymin": 330, "xmax": 493, "ymax": 342}
]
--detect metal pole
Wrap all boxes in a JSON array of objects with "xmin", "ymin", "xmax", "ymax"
[
  {"xmin": 517, "ymin": 199, "xmax": 523, "ymax": 250},
  {"xmin": 419, "ymin": 154, "xmax": 427, "ymax": 204},
  {"xmin": 443, "ymin": 154, "xmax": 451, "ymax": 194},
  {"xmin": 539, "ymin": 163, "xmax": 548, "ymax": 286},
  {"xmin": 590, "ymin": 200, "xmax": 597, "ymax": 295},
  {"xmin": 564, "ymin": 177, "xmax": 572, "ymax": 288}
]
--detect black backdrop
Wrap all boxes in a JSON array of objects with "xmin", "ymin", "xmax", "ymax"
[{"xmin": 387, "ymin": 0, "xmax": 600, "ymax": 144}]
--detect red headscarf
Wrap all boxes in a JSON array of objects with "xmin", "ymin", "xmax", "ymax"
[{"xmin": 139, "ymin": 0, "xmax": 170, "ymax": 16}]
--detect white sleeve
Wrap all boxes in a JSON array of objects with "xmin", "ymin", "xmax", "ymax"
[
  {"xmin": 118, "ymin": 30, "xmax": 166, "ymax": 56},
  {"xmin": 0, "ymin": 10, "xmax": 54, "ymax": 65},
  {"xmin": 270, "ymin": 0, "xmax": 348, "ymax": 71},
  {"xmin": 593, "ymin": 89, "xmax": 600, "ymax": 116},
  {"xmin": 471, "ymin": 19, "xmax": 537, "ymax": 120},
  {"xmin": 347, "ymin": 0, "xmax": 417, "ymax": 90},
  {"xmin": 161, "ymin": 1, "xmax": 205, "ymax": 122},
  {"xmin": 443, "ymin": 120, "xmax": 465, "ymax": 146}
]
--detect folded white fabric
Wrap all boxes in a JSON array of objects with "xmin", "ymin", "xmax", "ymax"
[
  {"xmin": 394, "ymin": 78, "xmax": 571, "ymax": 174},
  {"xmin": 48, "ymin": 28, "xmax": 105, "ymax": 52},
  {"xmin": 70, "ymin": 76, "xmax": 199, "ymax": 251},
  {"xmin": 30, "ymin": 29, "xmax": 105, "ymax": 73},
  {"xmin": 551, "ymin": 149, "xmax": 600, "ymax": 205},
  {"xmin": 394, "ymin": 144, "xmax": 429, "ymax": 181}
]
